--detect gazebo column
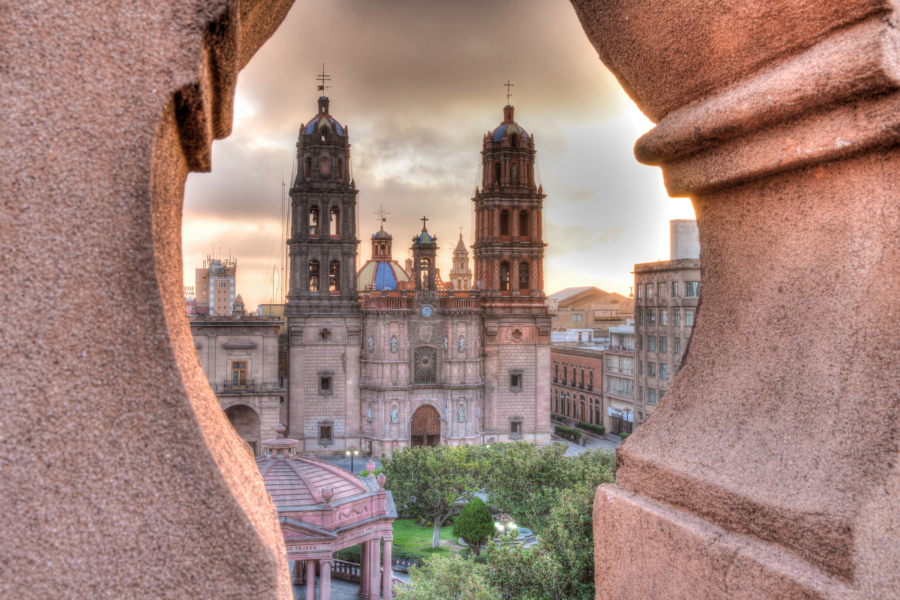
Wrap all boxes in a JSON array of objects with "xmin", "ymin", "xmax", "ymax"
[
  {"xmin": 382, "ymin": 538, "xmax": 393, "ymax": 600},
  {"xmin": 369, "ymin": 538, "xmax": 381, "ymax": 600},
  {"xmin": 305, "ymin": 560, "xmax": 316, "ymax": 600},
  {"xmin": 292, "ymin": 560, "xmax": 303, "ymax": 585},
  {"xmin": 359, "ymin": 542, "xmax": 369, "ymax": 599},
  {"xmin": 319, "ymin": 559, "xmax": 332, "ymax": 600}
]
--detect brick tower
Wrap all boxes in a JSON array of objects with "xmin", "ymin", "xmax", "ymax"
[
  {"xmin": 286, "ymin": 91, "xmax": 362, "ymax": 454},
  {"xmin": 473, "ymin": 103, "xmax": 552, "ymax": 445}
]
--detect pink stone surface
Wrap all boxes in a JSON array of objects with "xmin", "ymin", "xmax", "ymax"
[
  {"xmin": 1, "ymin": 0, "xmax": 295, "ymax": 597},
  {"xmin": 571, "ymin": 0, "xmax": 900, "ymax": 597}
]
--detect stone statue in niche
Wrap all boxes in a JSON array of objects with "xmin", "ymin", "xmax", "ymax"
[
  {"xmin": 443, "ymin": 337, "xmax": 448, "ymax": 350},
  {"xmin": 477, "ymin": 407, "xmax": 482, "ymax": 418},
  {"xmin": 391, "ymin": 336, "xmax": 397, "ymax": 353},
  {"xmin": 391, "ymin": 407, "xmax": 399, "ymax": 423},
  {"xmin": 458, "ymin": 405, "xmax": 465, "ymax": 422},
  {"xmin": 444, "ymin": 406, "xmax": 448, "ymax": 420},
  {"xmin": 458, "ymin": 336, "xmax": 465, "ymax": 352},
  {"xmin": 367, "ymin": 406, "xmax": 372, "ymax": 420},
  {"xmin": 367, "ymin": 336, "xmax": 374, "ymax": 351}
]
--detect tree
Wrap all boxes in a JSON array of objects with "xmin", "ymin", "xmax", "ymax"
[
  {"xmin": 394, "ymin": 555, "xmax": 499, "ymax": 600},
  {"xmin": 382, "ymin": 445, "xmax": 486, "ymax": 548},
  {"xmin": 453, "ymin": 497, "xmax": 494, "ymax": 556},
  {"xmin": 486, "ymin": 532, "xmax": 567, "ymax": 600}
]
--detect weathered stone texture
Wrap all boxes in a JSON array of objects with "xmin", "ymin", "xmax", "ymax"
[
  {"xmin": 0, "ymin": 0, "xmax": 294, "ymax": 597},
  {"xmin": 572, "ymin": 0, "xmax": 900, "ymax": 597}
]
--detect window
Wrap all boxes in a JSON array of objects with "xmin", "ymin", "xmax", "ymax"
[
  {"xmin": 519, "ymin": 210, "xmax": 528, "ymax": 235},
  {"xmin": 638, "ymin": 386, "xmax": 642, "ymax": 402},
  {"xmin": 674, "ymin": 309, "xmax": 681, "ymax": 326},
  {"xmin": 500, "ymin": 210, "xmax": 510, "ymax": 235},
  {"xmin": 605, "ymin": 376, "xmax": 634, "ymax": 398},
  {"xmin": 658, "ymin": 282, "xmax": 666, "ymax": 298},
  {"xmin": 519, "ymin": 262, "xmax": 529, "ymax": 289},
  {"xmin": 589, "ymin": 370, "xmax": 593, "ymax": 390},
  {"xmin": 309, "ymin": 260, "xmax": 321, "ymax": 291},
  {"xmin": 499, "ymin": 261, "xmax": 510, "ymax": 291},
  {"xmin": 320, "ymin": 126, "xmax": 329, "ymax": 142},
  {"xmin": 511, "ymin": 133, "xmax": 519, "ymax": 147},
  {"xmin": 639, "ymin": 360, "xmax": 643, "ymax": 375},
  {"xmin": 659, "ymin": 336, "xmax": 667, "ymax": 353},
  {"xmin": 510, "ymin": 421, "xmax": 521, "ymax": 438},
  {"xmin": 637, "ymin": 309, "xmax": 643, "ymax": 325},
  {"xmin": 646, "ymin": 283, "xmax": 654, "ymax": 298},
  {"xmin": 672, "ymin": 281, "xmax": 679, "ymax": 298},
  {"xmin": 660, "ymin": 389, "xmax": 666, "ymax": 401},
  {"xmin": 329, "ymin": 261, "xmax": 341, "ymax": 292},
  {"xmin": 648, "ymin": 389, "xmax": 657, "ymax": 404},
  {"xmin": 674, "ymin": 337, "xmax": 681, "ymax": 354},
  {"xmin": 554, "ymin": 363, "xmax": 559, "ymax": 382},
  {"xmin": 563, "ymin": 366, "xmax": 568, "ymax": 383},
  {"xmin": 580, "ymin": 369, "xmax": 585, "ymax": 388},
  {"xmin": 572, "ymin": 314, "xmax": 583, "ymax": 323},
  {"xmin": 553, "ymin": 314, "xmax": 559, "ymax": 321},
  {"xmin": 637, "ymin": 285, "xmax": 643, "ymax": 299},
  {"xmin": 660, "ymin": 309, "xmax": 668, "ymax": 326},
  {"xmin": 661, "ymin": 363, "xmax": 668, "ymax": 380},
  {"xmin": 649, "ymin": 362, "xmax": 656, "ymax": 378},
  {"xmin": 309, "ymin": 206, "xmax": 320, "ymax": 236},
  {"xmin": 510, "ymin": 372, "xmax": 522, "ymax": 392},
  {"xmin": 319, "ymin": 425, "xmax": 332, "ymax": 443},
  {"xmin": 685, "ymin": 281, "xmax": 700, "ymax": 297},
  {"xmin": 494, "ymin": 162, "xmax": 502, "ymax": 185},
  {"xmin": 685, "ymin": 309, "xmax": 695, "ymax": 327},
  {"xmin": 648, "ymin": 336, "xmax": 656, "ymax": 352},
  {"xmin": 637, "ymin": 336, "xmax": 643, "ymax": 351},
  {"xmin": 231, "ymin": 361, "xmax": 247, "ymax": 389},
  {"xmin": 330, "ymin": 206, "xmax": 340, "ymax": 237},
  {"xmin": 319, "ymin": 374, "xmax": 333, "ymax": 396},
  {"xmin": 648, "ymin": 309, "xmax": 656, "ymax": 325}
]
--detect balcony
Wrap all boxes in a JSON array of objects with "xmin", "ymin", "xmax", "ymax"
[
  {"xmin": 606, "ymin": 366, "xmax": 635, "ymax": 376},
  {"xmin": 212, "ymin": 380, "xmax": 284, "ymax": 393},
  {"xmin": 439, "ymin": 297, "xmax": 478, "ymax": 311},
  {"xmin": 361, "ymin": 296, "xmax": 413, "ymax": 311}
]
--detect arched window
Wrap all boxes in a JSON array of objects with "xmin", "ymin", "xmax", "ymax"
[
  {"xmin": 338, "ymin": 158, "xmax": 344, "ymax": 182},
  {"xmin": 499, "ymin": 261, "xmax": 510, "ymax": 291},
  {"xmin": 320, "ymin": 126, "xmax": 329, "ymax": 142},
  {"xmin": 305, "ymin": 156, "xmax": 312, "ymax": 180},
  {"xmin": 511, "ymin": 133, "xmax": 519, "ymax": 148},
  {"xmin": 419, "ymin": 256, "xmax": 433, "ymax": 289},
  {"xmin": 500, "ymin": 210, "xmax": 509, "ymax": 236},
  {"xmin": 519, "ymin": 262, "xmax": 529, "ymax": 289},
  {"xmin": 519, "ymin": 210, "xmax": 529, "ymax": 236},
  {"xmin": 494, "ymin": 161, "xmax": 501, "ymax": 185},
  {"xmin": 309, "ymin": 260, "xmax": 320, "ymax": 292},
  {"xmin": 309, "ymin": 206, "xmax": 320, "ymax": 236},
  {"xmin": 511, "ymin": 162, "xmax": 518, "ymax": 183},
  {"xmin": 330, "ymin": 206, "xmax": 340, "ymax": 237},
  {"xmin": 381, "ymin": 243, "xmax": 386, "ymax": 256},
  {"xmin": 329, "ymin": 261, "xmax": 340, "ymax": 292},
  {"xmin": 522, "ymin": 162, "xmax": 528, "ymax": 184}
]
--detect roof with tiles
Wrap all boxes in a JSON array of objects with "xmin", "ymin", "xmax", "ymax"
[{"xmin": 256, "ymin": 455, "xmax": 367, "ymax": 509}]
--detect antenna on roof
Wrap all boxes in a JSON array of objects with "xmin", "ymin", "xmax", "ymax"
[{"xmin": 316, "ymin": 64, "xmax": 331, "ymax": 95}]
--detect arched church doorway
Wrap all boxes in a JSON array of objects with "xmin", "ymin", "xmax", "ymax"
[
  {"xmin": 410, "ymin": 405, "xmax": 441, "ymax": 447},
  {"xmin": 225, "ymin": 404, "xmax": 261, "ymax": 455}
]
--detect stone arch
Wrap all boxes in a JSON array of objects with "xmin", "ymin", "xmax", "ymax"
[
  {"xmin": 410, "ymin": 404, "xmax": 441, "ymax": 447},
  {"xmin": 224, "ymin": 404, "xmax": 261, "ymax": 455}
]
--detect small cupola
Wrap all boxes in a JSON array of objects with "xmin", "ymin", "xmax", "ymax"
[
  {"xmin": 503, "ymin": 104, "xmax": 514, "ymax": 122},
  {"xmin": 318, "ymin": 96, "xmax": 330, "ymax": 115}
]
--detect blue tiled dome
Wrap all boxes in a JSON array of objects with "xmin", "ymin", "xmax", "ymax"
[
  {"xmin": 416, "ymin": 231, "xmax": 434, "ymax": 244},
  {"xmin": 304, "ymin": 113, "xmax": 345, "ymax": 137},
  {"xmin": 491, "ymin": 121, "xmax": 529, "ymax": 143},
  {"xmin": 373, "ymin": 229, "xmax": 391, "ymax": 239}
]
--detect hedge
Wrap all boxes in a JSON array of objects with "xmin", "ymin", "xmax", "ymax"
[
  {"xmin": 554, "ymin": 424, "xmax": 582, "ymax": 442},
  {"xmin": 577, "ymin": 421, "xmax": 606, "ymax": 436},
  {"xmin": 359, "ymin": 467, "xmax": 384, "ymax": 478},
  {"xmin": 619, "ymin": 432, "xmax": 630, "ymax": 440}
]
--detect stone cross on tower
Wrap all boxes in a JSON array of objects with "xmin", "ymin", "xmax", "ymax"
[{"xmin": 504, "ymin": 80, "xmax": 514, "ymax": 104}]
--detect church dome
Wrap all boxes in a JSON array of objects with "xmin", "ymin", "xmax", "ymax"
[
  {"xmin": 490, "ymin": 106, "xmax": 530, "ymax": 143},
  {"xmin": 372, "ymin": 229, "xmax": 392, "ymax": 239},
  {"xmin": 415, "ymin": 230, "xmax": 435, "ymax": 244},
  {"xmin": 357, "ymin": 260, "xmax": 410, "ymax": 291},
  {"xmin": 234, "ymin": 294, "xmax": 243, "ymax": 303},
  {"xmin": 303, "ymin": 97, "xmax": 345, "ymax": 137}
]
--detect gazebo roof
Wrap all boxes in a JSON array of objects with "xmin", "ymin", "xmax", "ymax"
[{"xmin": 257, "ymin": 456, "xmax": 367, "ymax": 508}]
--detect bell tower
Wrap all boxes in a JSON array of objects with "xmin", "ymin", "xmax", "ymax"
[
  {"xmin": 473, "ymin": 100, "xmax": 551, "ymax": 447},
  {"xmin": 411, "ymin": 217, "xmax": 438, "ymax": 291},
  {"xmin": 285, "ymin": 74, "xmax": 362, "ymax": 455}
]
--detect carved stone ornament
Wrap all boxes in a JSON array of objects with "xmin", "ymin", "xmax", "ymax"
[
  {"xmin": 418, "ymin": 324, "xmax": 433, "ymax": 342},
  {"xmin": 458, "ymin": 405, "xmax": 465, "ymax": 422},
  {"xmin": 366, "ymin": 406, "xmax": 372, "ymax": 421},
  {"xmin": 367, "ymin": 336, "xmax": 374, "ymax": 350},
  {"xmin": 391, "ymin": 336, "xmax": 398, "ymax": 353},
  {"xmin": 508, "ymin": 327, "xmax": 525, "ymax": 342},
  {"xmin": 391, "ymin": 407, "xmax": 399, "ymax": 423},
  {"xmin": 443, "ymin": 337, "xmax": 448, "ymax": 350},
  {"xmin": 319, "ymin": 156, "xmax": 330, "ymax": 176},
  {"xmin": 485, "ymin": 323, "xmax": 498, "ymax": 337},
  {"xmin": 347, "ymin": 324, "xmax": 361, "ymax": 338},
  {"xmin": 458, "ymin": 336, "xmax": 465, "ymax": 352},
  {"xmin": 414, "ymin": 347, "xmax": 437, "ymax": 383},
  {"xmin": 318, "ymin": 328, "xmax": 332, "ymax": 341}
]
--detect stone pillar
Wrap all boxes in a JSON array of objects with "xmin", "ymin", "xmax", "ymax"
[
  {"xmin": 369, "ymin": 539, "xmax": 381, "ymax": 600},
  {"xmin": 359, "ymin": 540, "xmax": 369, "ymax": 599},
  {"xmin": 382, "ymin": 538, "xmax": 393, "ymax": 600},
  {"xmin": 571, "ymin": 1, "xmax": 900, "ymax": 597},
  {"xmin": 319, "ymin": 560, "xmax": 331, "ymax": 600},
  {"xmin": 305, "ymin": 560, "xmax": 316, "ymax": 600}
]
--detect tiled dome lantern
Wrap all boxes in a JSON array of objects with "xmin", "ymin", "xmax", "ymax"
[{"xmin": 256, "ymin": 425, "xmax": 397, "ymax": 599}]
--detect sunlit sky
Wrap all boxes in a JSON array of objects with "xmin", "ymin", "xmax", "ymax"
[{"xmin": 183, "ymin": 0, "xmax": 695, "ymax": 309}]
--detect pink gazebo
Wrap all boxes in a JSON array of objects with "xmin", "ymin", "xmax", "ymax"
[{"xmin": 257, "ymin": 427, "xmax": 397, "ymax": 600}]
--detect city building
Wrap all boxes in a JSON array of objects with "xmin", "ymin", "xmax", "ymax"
[
  {"xmin": 190, "ymin": 298, "xmax": 286, "ymax": 455},
  {"xmin": 278, "ymin": 94, "xmax": 551, "ymax": 458},
  {"xmin": 604, "ymin": 323, "xmax": 636, "ymax": 434},
  {"xmin": 448, "ymin": 233, "xmax": 473, "ymax": 290},
  {"xmin": 550, "ymin": 345, "xmax": 604, "ymax": 426},
  {"xmin": 195, "ymin": 256, "xmax": 238, "ymax": 316},
  {"xmin": 633, "ymin": 220, "xmax": 700, "ymax": 428},
  {"xmin": 547, "ymin": 286, "xmax": 633, "ymax": 340}
]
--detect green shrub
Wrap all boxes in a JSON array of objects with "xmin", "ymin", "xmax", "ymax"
[
  {"xmin": 452, "ymin": 498, "xmax": 494, "ymax": 556},
  {"xmin": 554, "ymin": 424, "xmax": 582, "ymax": 442},
  {"xmin": 577, "ymin": 421, "xmax": 606, "ymax": 436},
  {"xmin": 375, "ymin": 467, "xmax": 384, "ymax": 476},
  {"xmin": 619, "ymin": 432, "xmax": 630, "ymax": 440},
  {"xmin": 359, "ymin": 470, "xmax": 369, "ymax": 477}
]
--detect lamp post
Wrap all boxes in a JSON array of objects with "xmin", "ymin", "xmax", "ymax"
[{"xmin": 345, "ymin": 444, "xmax": 359, "ymax": 473}]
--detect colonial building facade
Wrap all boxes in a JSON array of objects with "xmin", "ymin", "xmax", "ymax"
[{"xmin": 278, "ymin": 95, "xmax": 551, "ymax": 458}]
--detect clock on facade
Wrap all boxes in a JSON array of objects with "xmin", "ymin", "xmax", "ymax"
[{"xmin": 420, "ymin": 305, "xmax": 433, "ymax": 318}]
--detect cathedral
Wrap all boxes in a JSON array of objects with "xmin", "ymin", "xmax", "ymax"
[{"xmin": 285, "ymin": 93, "xmax": 551, "ymax": 458}]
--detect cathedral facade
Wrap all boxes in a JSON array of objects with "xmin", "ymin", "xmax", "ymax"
[{"xmin": 285, "ymin": 94, "xmax": 551, "ymax": 458}]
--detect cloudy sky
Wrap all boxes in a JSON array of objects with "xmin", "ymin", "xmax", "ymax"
[{"xmin": 183, "ymin": 0, "xmax": 695, "ymax": 309}]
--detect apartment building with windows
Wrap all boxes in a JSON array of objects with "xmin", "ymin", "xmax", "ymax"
[
  {"xmin": 195, "ymin": 256, "xmax": 238, "ymax": 316},
  {"xmin": 633, "ymin": 220, "xmax": 701, "ymax": 428},
  {"xmin": 604, "ymin": 323, "xmax": 636, "ymax": 434},
  {"xmin": 550, "ymin": 345, "xmax": 603, "ymax": 426},
  {"xmin": 547, "ymin": 286, "xmax": 633, "ymax": 340}
]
